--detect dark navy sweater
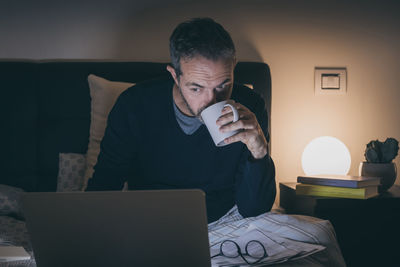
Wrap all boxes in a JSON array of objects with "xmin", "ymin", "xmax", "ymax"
[{"xmin": 86, "ymin": 76, "xmax": 276, "ymax": 223}]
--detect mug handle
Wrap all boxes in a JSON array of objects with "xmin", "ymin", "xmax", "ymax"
[{"xmin": 223, "ymin": 103, "xmax": 239, "ymax": 122}]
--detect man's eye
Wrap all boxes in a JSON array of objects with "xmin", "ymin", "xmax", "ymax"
[
  {"xmin": 191, "ymin": 88, "xmax": 200, "ymax": 92},
  {"xmin": 216, "ymin": 86, "xmax": 228, "ymax": 92}
]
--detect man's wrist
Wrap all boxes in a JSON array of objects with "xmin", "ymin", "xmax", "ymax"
[
  {"xmin": 248, "ymin": 149, "xmax": 268, "ymax": 162},
  {"xmin": 249, "ymin": 143, "xmax": 268, "ymax": 160}
]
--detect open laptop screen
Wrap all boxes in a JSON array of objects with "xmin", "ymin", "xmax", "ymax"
[{"xmin": 22, "ymin": 189, "xmax": 211, "ymax": 267}]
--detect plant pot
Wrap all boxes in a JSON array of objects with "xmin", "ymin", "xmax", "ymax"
[{"xmin": 359, "ymin": 162, "xmax": 397, "ymax": 193}]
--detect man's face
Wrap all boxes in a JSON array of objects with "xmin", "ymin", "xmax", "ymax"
[{"xmin": 169, "ymin": 56, "xmax": 235, "ymax": 117}]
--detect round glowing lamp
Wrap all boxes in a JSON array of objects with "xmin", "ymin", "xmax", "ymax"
[{"xmin": 301, "ymin": 136, "xmax": 351, "ymax": 175}]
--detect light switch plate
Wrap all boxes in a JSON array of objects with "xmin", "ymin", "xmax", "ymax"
[{"xmin": 315, "ymin": 67, "xmax": 347, "ymax": 95}]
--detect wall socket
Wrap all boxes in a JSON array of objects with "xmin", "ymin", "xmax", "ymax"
[{"xmin": 315, "ymin": 67, "xmax": 347, "ymax": 95}]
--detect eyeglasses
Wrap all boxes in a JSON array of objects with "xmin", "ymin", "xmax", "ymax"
[{"xmin": 211, "ymin": 239, "xmax": 268, "ymax": 265}]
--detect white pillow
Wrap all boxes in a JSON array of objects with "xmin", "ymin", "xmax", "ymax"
[
  {"xmin": 57, "ymin": 153, "xmax": 86, "ymax": 192},
  {"xmin": 0, "ymin": 184, "xmax": 25, "ymax": 218},
  {"xmin": 83, "ymin": 74, "xmax": 134, "ymax": 190}
]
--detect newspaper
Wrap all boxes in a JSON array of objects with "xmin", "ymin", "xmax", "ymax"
[
  {"xmin": 208, "ymin": 208, "xmax": 326, "ymax": 267},
  {"xmin": 210, "ymin": 227, "xmax": 325, "ymax": 266}
]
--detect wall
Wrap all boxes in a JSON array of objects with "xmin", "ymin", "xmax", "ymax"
[{"xmin": 1, "ymin": 0, "xmax": 399, "ymax": 204}]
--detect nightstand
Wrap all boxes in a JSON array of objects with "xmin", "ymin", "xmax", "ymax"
[{"xmin": 279, "ymin": 182, "xmax": 400, "ymax": 267}]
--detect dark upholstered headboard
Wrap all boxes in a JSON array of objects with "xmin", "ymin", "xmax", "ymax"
[{"xmin": 0, "ymin": 60, "xmax": 271, "ymax": 191}]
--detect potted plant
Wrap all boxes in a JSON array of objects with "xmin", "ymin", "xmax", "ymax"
[{"xmin": 359, "ymin": 137, "xmax": 399, "ymax": 193}]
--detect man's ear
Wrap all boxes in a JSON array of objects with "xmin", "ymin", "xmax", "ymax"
[{"xmin": 166, "ymin": 65, "xmax": 179, "ymax": 85}]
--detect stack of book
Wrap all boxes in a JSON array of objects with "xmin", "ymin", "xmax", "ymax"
[
  {"xmin": 295, "ymin": 175, "xmax": 382, "ymax": 199},
  {"xmin": 0, "ymin": 246, "xmax": 30, "ymax": 262}
]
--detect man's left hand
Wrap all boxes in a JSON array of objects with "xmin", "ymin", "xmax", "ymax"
[{"xmin": 216, "ymin": 102, "xmax": 268, "ymax": 159}]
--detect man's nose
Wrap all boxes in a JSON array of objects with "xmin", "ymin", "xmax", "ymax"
[{"xmin": 206, "ymin": 89, "xmax": 217, "ymax": 105}]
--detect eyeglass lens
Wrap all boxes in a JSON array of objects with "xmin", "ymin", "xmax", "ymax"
[
  {"xmin": 245, "ymin": 240, "xmax": 268, "ymax": 259},
  {"xmin": 220, "ymin": 240, "xmax": 240, "ymax": 258}
]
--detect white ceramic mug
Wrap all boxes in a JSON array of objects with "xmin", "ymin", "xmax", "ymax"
[{"xmin": 200, "ymin": 100, "xmax": 239, "ymax": 147}]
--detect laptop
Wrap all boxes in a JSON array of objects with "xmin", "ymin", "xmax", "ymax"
[{"xmin": 21, "ymin": 189, "xmax": 211, "ymax": 267}]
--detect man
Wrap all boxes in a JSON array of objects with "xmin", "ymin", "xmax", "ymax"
[{"xmin": 86, "ymin": 18, "xmax": 276, "ymax": 223}]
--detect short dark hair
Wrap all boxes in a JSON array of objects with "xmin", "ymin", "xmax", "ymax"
[{"xmin": 169, "ymin": 18, "xmax": 236, "ymax": 77}]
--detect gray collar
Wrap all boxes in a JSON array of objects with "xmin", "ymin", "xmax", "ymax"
[{"xmin": 173, "ymin": 101, "xmax": 203, "ymax": 135}]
